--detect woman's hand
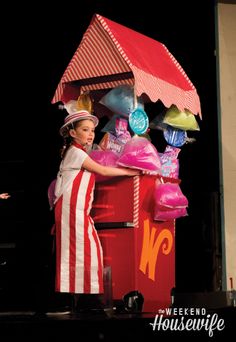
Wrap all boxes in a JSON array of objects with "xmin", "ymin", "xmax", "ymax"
[
  {"xmin": 142, "ymin": 170, "xmax": 158, "ymax": 175},
  {"xmin": 0, "ymin": 193, "xmax": 10, "ymax": 199},
  {"xmin": 124, "ymin": 168, "xmax": 141, "ymax": 176}
]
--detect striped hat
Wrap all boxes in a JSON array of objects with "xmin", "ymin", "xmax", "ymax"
[{"xmin": 60, "ymin": 110, "xmax": 99, "ymax": 137}]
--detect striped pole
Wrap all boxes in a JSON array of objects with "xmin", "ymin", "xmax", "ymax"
[{"xmin": 133, "ymin": 175, "xmax": 140, "ymax": 228}]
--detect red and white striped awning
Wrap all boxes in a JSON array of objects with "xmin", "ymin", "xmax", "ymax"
[{"xmin": 52, "ymin": 14, "xmax": 201, "ymax": 117}]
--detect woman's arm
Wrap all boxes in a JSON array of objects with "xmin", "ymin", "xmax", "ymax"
[{"xmin": 82, "ymin": 155, "xmax": 140, "ymax": 177}]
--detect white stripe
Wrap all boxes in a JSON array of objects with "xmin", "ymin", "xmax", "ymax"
[
  {"xmin": 74, "ymin": 172, "xmax": 89, "ymax": 292},
  {"xmin": 60, "ymin": 181, "xmax": 73, "ymax": 292},
  {"xmin": 88, "ymin": 219, "xmax": 100, "ymax": 293}
]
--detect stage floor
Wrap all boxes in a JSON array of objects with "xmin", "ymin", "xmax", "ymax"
[{"xmin": 0, "ymin": 307, "xmax": 235, "ymax": 341}]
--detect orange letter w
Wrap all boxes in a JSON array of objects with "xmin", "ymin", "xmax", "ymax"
[{"xmin": 139, "ymin": 219, "xmax": 173, "ymax": 281}]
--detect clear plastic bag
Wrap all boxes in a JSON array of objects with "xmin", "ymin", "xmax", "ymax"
[
  {"xmin": 163, "ymin": 105, "xmax": 200, "ymax": 131},
  {"xmin": 99, "ymin": 85, "xmax": 144, "ymax": 117}
]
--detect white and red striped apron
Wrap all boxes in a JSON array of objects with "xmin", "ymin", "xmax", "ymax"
[{"xmin": 54, "ymin": 144, "xmax": 103, "ymax": 294}]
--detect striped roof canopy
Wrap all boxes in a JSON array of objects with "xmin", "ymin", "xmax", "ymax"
[{"xmin": 52, "ymin": 14, "xmax": 201, "ymax": 117}]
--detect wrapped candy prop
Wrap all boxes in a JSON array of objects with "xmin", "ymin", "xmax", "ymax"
[
  {"xmin": 153, "ymin": 180, "xmax": 188, "ymax": 221},
  {"xmin": 89, "ymin": 149, "xmax": 119, "ymax": 182},
  {"xmin": 154, "ymin": 182, "xmax": 188, "ymax": 209},
  {"xmin": 163, "ymin": 105, "xmax": 200, "ymax": 131},
  {"xmin": 99, "ymin": 117, "xmax": 131, "ymax": 154},
  {"xmin": 101, "ymin": 115, "xmax": 132, "ymax": 137},
  {"xmin": 117, "ymin": 136, "xmax": 161, "ymax": 172},
  {"xmin": 77, "ymin": 92, "xmax": 93, "ymax": 113},
  {"xmin": 63, "ymin": 93, "xmax": 93, "ymax": 115},
  {"xmin": 154, "ymin": 207, "xmax": 187, "ymax": 221},
  {"xmin": 149, "ymin": 112, "xmax": 168, "ymax": 131},
  {"xmin": 159, "ymin": 145, "xmax": 180, "ymax": 179},
  {"xmin": 99, "ymin": 133, "xmax": 125, "ymax": 154},
  {"xmin": 114, "ymin": 117, "xmax": 131, "ymax": 143},
  {"xmin": 99, "ymin": 85, "xmax": 144, "ymax": 117},
  {"xmin": 48, "ymin": 179, "xmax": 57, "ymax": 209},
  {"xmin": 90, "ymin": 149, "xmax": 119, "ymax": 166},
  {"xmin": 163, "ymin": 126, "xmax": 187, "ymax": 147},
  {"xmin": 129, "ymin": 108, "xmax": 149, "ymax": 135},
  {"xmin": 101, "ymin": 114, "xmax": 121, "ymax": 135}
]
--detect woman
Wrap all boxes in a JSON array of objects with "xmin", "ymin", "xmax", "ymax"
[{"xmin": 54, "ymin": 109, "xmax": 139, "ymax": 304}]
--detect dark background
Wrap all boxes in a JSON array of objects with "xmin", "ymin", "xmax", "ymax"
[{"xmin": 0, "ymin": 0, "xmax": 221, "ymax": 310}]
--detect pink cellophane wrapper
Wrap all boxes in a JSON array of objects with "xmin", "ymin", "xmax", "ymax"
[
  {"xmin": 154, "ymin": 182, "xmax": 188, "ymax": 209},
  {"xmin": 117, "ymin": 136, "xmax": 161, "ymax": 172},
  {"xmin": 159, "ymin": 145, "xmax": 180, "ymax": 179},
  {"xmin": 90, "ymin": 149, "xmax": 119, "ymax": 182},
  {"xmin": 154, "ymin": 206, "xmax": 187, "ymax": 221}
]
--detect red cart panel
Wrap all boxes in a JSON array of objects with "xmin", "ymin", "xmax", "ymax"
[{"xmin": 92, "ymin": 175, "xmax": 175, "ymax": 312}]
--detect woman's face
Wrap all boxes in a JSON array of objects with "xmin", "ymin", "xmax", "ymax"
[{"xmin": 70, "ymin": 119, "xmax": 95, "ymax": 147}]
